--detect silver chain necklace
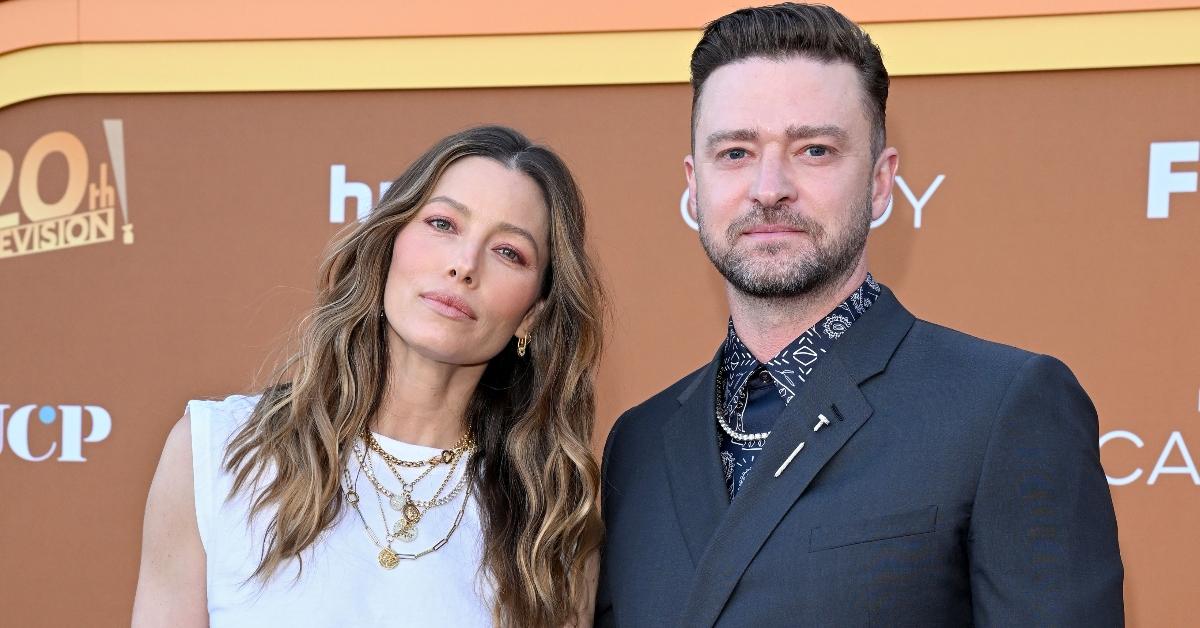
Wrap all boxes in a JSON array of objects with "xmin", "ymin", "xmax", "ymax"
[{"xmin": 342, "ymin": 453, "xmax": 474, "ymax": 569}]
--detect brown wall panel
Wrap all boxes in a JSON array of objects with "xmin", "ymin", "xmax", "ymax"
[
  {"xmin": 6, "ymin": 0, "xmax": 1198, "ymax": 54},
  {"xmin": 1, "ymin": 66, "xmax": 1197, "ymax": 626}
]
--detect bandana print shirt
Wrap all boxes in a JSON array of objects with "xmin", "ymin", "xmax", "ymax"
[{"xmin": 719, "ymin": 273, "xmax": 882, "ymax": 497}]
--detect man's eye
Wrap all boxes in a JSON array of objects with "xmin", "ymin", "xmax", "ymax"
[
  {"xmin": 804, "ymin": 146, "xmax": 829, "ymax": 157},
  {"xmin": 721, "ymin": 148, "xmax": 748, "ymax": 160}
]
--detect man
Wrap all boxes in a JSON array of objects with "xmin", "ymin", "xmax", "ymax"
[{"xmin": 595, "ymin": 4, "xmax": 1123, "ymax": 626}]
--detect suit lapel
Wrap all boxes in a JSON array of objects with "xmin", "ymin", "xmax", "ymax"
[
  {"xmin": 677, "ymin": 287, "xmax": 916, "ymax": 627},
  {"xmin": 662, "ymin": 351, "xmax": 729, "ymax": 565}
]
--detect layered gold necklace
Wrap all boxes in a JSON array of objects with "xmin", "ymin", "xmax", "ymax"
[{"xmin": 342, "ymin": 431, "xmax": 476, "ymax": 569}]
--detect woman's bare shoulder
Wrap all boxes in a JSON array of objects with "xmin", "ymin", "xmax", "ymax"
[{"xmin": 131, "ymin": 411, "xmax": 208, "ymax": 628}]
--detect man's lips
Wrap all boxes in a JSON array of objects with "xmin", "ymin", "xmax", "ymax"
[
  {"xmin": 741, "ymin": 224, "xmax": 806, "ymax": 237},
  {"xmin": 420, "ymin": 292, "xmax": 477, "ymax": 320}
]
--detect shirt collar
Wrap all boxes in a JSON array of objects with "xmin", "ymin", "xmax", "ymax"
[{"xmin": 720, "ymin": 272, "xmax": 882, "ymax": 410}]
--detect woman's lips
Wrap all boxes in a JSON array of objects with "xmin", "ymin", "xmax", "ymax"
[{"xmin": 420, "ymin": 292, "xmax": 477, "ymax": 320}]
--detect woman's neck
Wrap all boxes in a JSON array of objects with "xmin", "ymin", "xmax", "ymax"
[{"xmin": 371, "ymin": 342, "xmax": 485, "ymax": 449}]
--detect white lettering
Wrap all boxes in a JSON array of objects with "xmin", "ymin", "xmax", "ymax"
[
  {"xmin": 3, "ymin": 405, "xmax": 56, "ymax": 462},
  {"xmin": 680, "ymin": 188, "xmax": 698, "ymax": 231},
  {"xmin": 1148, "ymin": 431, "xmax": 1200, "ymax": 485},
  {"xmin": 1146, "ymin": 141, "xmax": 1199, "ymax": 219},
  {"xmin": 1, "ymin": 403, "xmax": 113, "ymax": 462},
  {"xmin": 57, "ymin": 405, "xmax": 112, "ymax": 463},
  {"xmin": 680, "ymin": 174, "xmax": 945, "ymax": 232},
  {"xmin": 1099, "ymin": 430, "xmax": 1144, "ymax": 485},
  {"xmin": 869, "ymin": 195, "xmax": 894, "ymax": 229},
  {"xmin": 329, "ymin": 165, "xmax": 373, "ymax": 223},
  {"xmin": 894, "ymin": 174, "xmax": 946, "ymax": 229}
]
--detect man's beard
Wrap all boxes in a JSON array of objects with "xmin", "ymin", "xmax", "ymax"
[{"xmin": 698, "ymin": 189, "xmax": 872, "ymax": 299}]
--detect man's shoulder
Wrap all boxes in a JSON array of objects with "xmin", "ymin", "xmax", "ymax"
[
  {"xmin": 606, "ymin": 363, "xmax": 708, "ymax": 446},
  {"xmin": 624, "ymin": 363, "xmax": 707, "ymax": 419},
  {"xmin": 905, "ymin": 317, "xmax": 1038, "ymax": 368},
  {"xmin": 898, "ymin": 317, "xmax": 1088, "ymax": 403}
]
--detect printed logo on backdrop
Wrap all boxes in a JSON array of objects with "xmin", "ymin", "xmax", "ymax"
[
  {"xmin": 0, "ymin": 120, "xmax": 134, "ymax": 259},
  {"xmin": 1102, "ymin": 429, "xmax": 1199, "ymax": 486},
  {"xmin": 0, "ymin": 404, "xmax": 112, "ymax": 463},
  {"xmin": 326, "ymin": 164, "xmax": 948, "ymax": 229},
  {"xmin": 1099, "ymin": 387, "xmax": 1200, "ymax": 487},
  {"xmin": 329, "ymin": 165, "xmax": 392, "ymax": 223},
  {"xmin": 677, "ymin": 174, "xmax": 947, "ymax": 231},
  {"xmin": 1147, "ymin": 141, "xmax": 1199, "ymax": 219}
]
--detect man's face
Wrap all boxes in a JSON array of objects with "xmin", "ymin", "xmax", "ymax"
[{"xmin": 685, "ymin": 56, "xmax": 897, "ymax": 298}]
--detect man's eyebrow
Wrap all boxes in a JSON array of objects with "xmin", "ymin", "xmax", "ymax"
[
  {"xmin": 425, "ymin": 195, "xmax": 541, "ymax": 258},
  {"xmin": 705, "ymin": 128, "xmax": 758, "ymax": 151},
  {"xmin": 786, "ymin": 124, "xmax": 848, "ymax": 142},
  {"xmin": 705, "ymin": 125, "xmax": 849, "ymax": 151}
]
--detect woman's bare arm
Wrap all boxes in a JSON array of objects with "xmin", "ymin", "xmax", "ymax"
[{"xmin": 131, "ymin": 413, "xmax": 208, "ymax": 628}]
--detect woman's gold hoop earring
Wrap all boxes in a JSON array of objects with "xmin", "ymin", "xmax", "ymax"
[{"xmin": 516, "ymin": 334, "xmax": 531, "ymax": 357}]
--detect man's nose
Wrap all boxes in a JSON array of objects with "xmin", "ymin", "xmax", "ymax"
[{"xmin": 750, "ymin": 153, "xmax": 798, "ymax": 208}]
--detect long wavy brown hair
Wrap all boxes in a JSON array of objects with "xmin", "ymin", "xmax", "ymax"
[{"xmin": 223, "ymin": 125, "xmax": 605, "ymax": 626}]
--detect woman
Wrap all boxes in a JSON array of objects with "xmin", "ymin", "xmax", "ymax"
[{"xmin": 132, "ymin": 126, "xmax": 605, "ymax": 627}]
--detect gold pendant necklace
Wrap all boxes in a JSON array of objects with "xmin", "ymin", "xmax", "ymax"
[
  {"xmin": 363, "ymin": 437, "xmax": 470, "ymax": 541},
  {"xmin": 343, "ymin": 463, "xmax": 475, "ymax": 567},
  {"xmin": 378, "ymin": 548, "xmax": 400, "ymax": 570}
]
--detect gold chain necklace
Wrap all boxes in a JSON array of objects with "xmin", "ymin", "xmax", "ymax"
[
  {"xmin": 342, "ymin": 462, "xmax": 474, "ymax": 569},
  {"xmin": 376, "ymin": 447, "xmax": 469, "ymax": 509},
  {"xmin": 351, "ymin": 440, "xmax": 469, "ymax": 541},
  {"xmin": 365, "ymin": 430, "xmax": 473, "ymax": 468}
]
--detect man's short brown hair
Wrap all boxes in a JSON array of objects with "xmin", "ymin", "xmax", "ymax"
[{"xmin": 690, "ymin": 3, "xmax": 889, "ymax": 158}]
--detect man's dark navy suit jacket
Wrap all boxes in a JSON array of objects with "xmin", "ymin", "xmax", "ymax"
[{"xmin": 595, "ymin": 288, "xmax": 1123, "ymax": 627}]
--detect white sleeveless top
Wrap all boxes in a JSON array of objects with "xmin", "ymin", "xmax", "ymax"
[{"xmin": 189, "ymin": 394, "xmax": 494, "ymax": 627}]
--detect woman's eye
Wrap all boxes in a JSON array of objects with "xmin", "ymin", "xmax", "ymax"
[
  {"xmin": 496, "ymin": 246, "xmax": 524, "ymax": 263},
  {"xmin": 804, "ymin": 146, "xmax": 829, "ymax": 157},
  {"xmin": 428, "ymin": 217, "xmax": 453, "ymax": 231}
]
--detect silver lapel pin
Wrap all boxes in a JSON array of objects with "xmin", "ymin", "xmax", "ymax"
[
  {"xmin": 814, "ymin": 413, "xmax": 831, "ymax": 432},
  {"xmin": 774, "ymin": 441, "xmax": 806, "ymax": 477}
]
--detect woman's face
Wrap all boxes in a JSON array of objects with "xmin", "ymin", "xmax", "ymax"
[{"xmin": 382, "ymin": 156, "xmax": 550, "ymax": 366}]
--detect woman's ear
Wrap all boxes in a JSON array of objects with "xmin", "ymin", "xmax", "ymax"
[{"xmin": 516, "ymin": 299, "xmax": 546, "ymax": 339}]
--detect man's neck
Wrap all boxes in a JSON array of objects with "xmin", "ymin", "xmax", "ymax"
[{"xmin": 727, "ymin": 262, "xmax": 869, "ymax": 363}]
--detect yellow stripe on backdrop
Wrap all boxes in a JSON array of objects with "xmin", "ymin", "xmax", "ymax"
[{"xmin": 2, "ymin": 8, "xmax": 1200, "ymax": 110}]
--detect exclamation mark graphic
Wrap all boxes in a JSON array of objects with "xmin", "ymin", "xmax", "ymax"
[{"xmin": 103, "ymin": 119, "xmax": 133, "ymax": 244}]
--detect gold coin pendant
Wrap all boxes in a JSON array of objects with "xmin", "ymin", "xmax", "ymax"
[
  {"xmin": 403, "ymin": 502, "xmax": 422, "ymax": 524},
  {"xmin": 378, "ymin": 548, "xmax": 399, "ymax": 570}
]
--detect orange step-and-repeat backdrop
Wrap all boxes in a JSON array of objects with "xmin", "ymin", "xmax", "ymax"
[{"xmin": 1, "ymin": 2, "xmax": 1198, "ymax": 626}]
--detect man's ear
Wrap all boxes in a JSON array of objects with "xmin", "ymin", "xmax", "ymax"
[
  {"xmin": 870, "ymin": 147, "xmax": 900, "ymax": 221},
  {"xmin": 684, "ymin": 154, "xmax": 699, "ymax": 224}
]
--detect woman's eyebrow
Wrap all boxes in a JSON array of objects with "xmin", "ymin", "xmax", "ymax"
[{"xmin": 427, "ymin": 195, "xmax": 540, "ymax": 258}]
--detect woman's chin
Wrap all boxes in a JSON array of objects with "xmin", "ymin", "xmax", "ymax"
[{"xmin": 393, "ymin": 336, "xmax": 497, "ymax": 369}]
